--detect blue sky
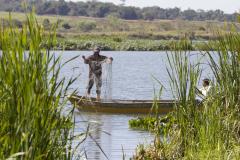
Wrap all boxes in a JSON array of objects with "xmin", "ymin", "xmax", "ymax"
[{"xmin": 69, "ymin": 0, "xmax": 240, "ymax": 13}]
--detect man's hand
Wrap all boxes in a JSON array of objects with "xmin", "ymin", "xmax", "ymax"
[{"xmin": 105, "ymin": 57, "xmax": 113, "ymax": 64}]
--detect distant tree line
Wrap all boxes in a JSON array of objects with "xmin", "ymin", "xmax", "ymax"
[{"xmin": 0, "ymin": 0, "xmax": 238, "ymax": 21}]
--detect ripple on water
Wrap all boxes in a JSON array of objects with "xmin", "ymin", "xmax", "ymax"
[{"xmin": 58, "ymin": 51, "xmax": 212, "ymax": 160}]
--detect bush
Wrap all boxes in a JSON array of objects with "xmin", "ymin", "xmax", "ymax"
[
  {"xmin": 42, "ymin": 18, "xmax": 50, "ymax": 29},
  {"xmin": 62, "ymin": 22, "xmax": 71, "ymax": 29},
  {"xmin": 0, "ymin": 19, "xmax": 22, "ymax": 28},
  {"xmin": 78, "ymin": 21, "xmax": 97, "ymax": 32},
  {"xmin": 198, "ymin": 26, "xmax": 206, "ymax": 31}
]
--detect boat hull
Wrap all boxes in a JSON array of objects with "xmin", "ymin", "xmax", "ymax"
[{"xmin": 68, "ymin": 95, "xmax": 175, "ymax": 114}]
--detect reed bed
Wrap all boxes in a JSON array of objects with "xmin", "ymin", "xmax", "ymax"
[
  {"xmin": 0, "ymin": 13, "xmax": 78, "ymax": 159},
  {"xmin": 57, "ymin": 38, "xmax": 205, "ymax": 51},
  {"xmin": 133, "ymin": 30, "xmax": 240, "ymax": 159}
]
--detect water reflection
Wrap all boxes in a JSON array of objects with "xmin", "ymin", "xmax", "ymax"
[
  {"xmin": 58, "ymin": 51, "xmax": 213, "ymax": 160},
  {"xmin": 74, "ymin": 111, "xmax": 153, "ymax": 160}
]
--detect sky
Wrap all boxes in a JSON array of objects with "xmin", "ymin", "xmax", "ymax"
[{"xmin": 69, "ymin": 0, "xmax": 240, "ymax": 13}]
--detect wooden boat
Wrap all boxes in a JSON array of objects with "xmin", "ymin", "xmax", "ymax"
[{"xmin": 68, "ymin": 95, "xmax": 175, "ymax": 114}]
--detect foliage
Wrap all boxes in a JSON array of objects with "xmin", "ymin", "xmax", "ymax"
[
  {"xmin": 78, "ymin": 21, "xmax": 97, "ymax": 32},
  {"xmin": 129, "ymin": 117, "xmax": 157, "ymax": 131},
  {"xmin": 57, "ymin": 38, "xmax": 176, "ymax": 51},
  {"xmin": 0, "ymin": 18, "xmax": 22, "ymax": 28},
  {"xmin": 0, "ymin": 13, "xmax": 79, "ymax": 159},
  {"xmin": 42, "ymin": 18, "xmax": 50, "ymax": 29},
  {"xmin": 62, "ymin": 22, "xmax": 71, "ymax": 29},
  {"xmin": 133, "ymin": 31, "xmax": 240, "ymax": 159},
  {"xmin": 0, "ymin": 0, "xmax": 237, "ymax": 21},
  {"xmin": 106, "ymin": 15, "xmax": 129, "ymax": 31},
  {"xmin": 129, "ymin": 114, "xmax": 176, "ymax": 133},
  {"xmin": 1, "ymin": 11, "xmax": 239, "ymax": 43},
  {"xmin": 56, "ymin": 36, "xmax": 216, "ymax": 51}
]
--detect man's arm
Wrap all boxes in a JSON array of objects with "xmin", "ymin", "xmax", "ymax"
[
  {"xmin": 100, "ymin": 55, "xmax": 113, "ymax": 62},
  {"xmin": 82, "ymin": 55, "xmax": 93, "ymax": 64},
  {"xmin": 99, "ymin": 55, "xmax": 107, "ymax": 61}
]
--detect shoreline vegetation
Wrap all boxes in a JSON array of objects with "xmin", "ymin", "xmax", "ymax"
[
  {"xmin": 0, "ymin": 13, "xmax": 81, "ymax": 159},
  {"xmin": 131, "ymin": 31, "xmax": 240, "ymax": 159},
  {"xmin": 129, "ymin": 114, "xmax": 176, "ymax": 134},
  {"xmin": 0, "ymin": 10, "xmax": 239, "ymax": 159},
  {"xmin": 1, "ymin": 11, "xmax": 240, "ymax": 51}
]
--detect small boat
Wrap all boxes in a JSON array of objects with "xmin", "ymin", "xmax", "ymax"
[{"xmin": 68, "ymin": 95, "xmax": 175, "ymax": 114}]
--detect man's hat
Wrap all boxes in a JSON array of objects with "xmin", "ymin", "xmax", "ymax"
[{"xmin": 93, "ymin": 46, "xmax": 101, "ymax": 52}]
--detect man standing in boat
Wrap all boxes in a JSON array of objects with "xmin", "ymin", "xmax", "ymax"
[{"xmin": 82, "ymin": 46, "xmax": 113, "ymax": 101}]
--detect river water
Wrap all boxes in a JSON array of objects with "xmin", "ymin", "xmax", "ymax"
[{"xmin": 57, "ymin": 51, "xmax": 212, "ymax": 160}]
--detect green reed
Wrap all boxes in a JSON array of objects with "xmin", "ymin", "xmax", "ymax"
[
  {"xmin": 134, "ymin": 32, "xmax": 239, "ymax": 160},
  {"xmin": 0, "ymin": 13, "xmax": 78, "ymax": 159},
  {"xmin": 166, "ymin": 35, "xmax": 239, "ymax": 159}
]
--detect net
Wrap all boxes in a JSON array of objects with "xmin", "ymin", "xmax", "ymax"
[{"xmin": 102, "ymin": 62, "xmax": 113, "ymax": 101}]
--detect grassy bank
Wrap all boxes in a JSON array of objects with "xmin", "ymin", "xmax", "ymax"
[
  {"xmin": 1, "ymin": 11, "xmax": 233, "ymax": 38},
  {"xmin": 1, "ymin": 11, "xmax": 240, "ymax": 51},
  {"xmin": 132, "ymin": 31, "xmax": 240, "ymax": 159},
  {"xmin": 56, "ymin": 35, "xmax": 214, "ymax": 51},
  {"xmin": 57, "ymin": 37, "xmax": 189, "ymax": 51},
  {"xmin": 0, "ymin": 13, "xmax": 79, "ymax": 159}
]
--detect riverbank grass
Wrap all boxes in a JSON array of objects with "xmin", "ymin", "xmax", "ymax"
[
  {"xmin": 133, "ymin": 32, "xmax": 240, "ymax": 159},
  {"xmin": 0, "ymin": 13, "xmax": 78, "ymax": 159}
]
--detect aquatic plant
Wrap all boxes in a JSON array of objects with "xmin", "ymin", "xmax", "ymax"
[
  {"xmin": 129, "ymin": 114, "xmax": 176, "ymax": 134},
  {"xmin": 129, "ymin": 117, "xmax": 157, "ymax": 131},
  {"xmin": 56, "ymin": 38, "xmax": 209, "ymax": 51},
  {"xmin": 0, "ymin": 13, "xmax": 79, "ymax": 159},
  {"xmin": 133, "ymin": 29, "xmax": 240, "ymax": 159}
]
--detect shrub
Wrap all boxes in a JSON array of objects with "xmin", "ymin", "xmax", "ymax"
[
  {"xmin": 0, "ymin": 19, "xmax": 22, "ymax": 28},
  {"xmin": 42, "ymin": 18, "xmax": 50, "ymax": 29},
  {"xmin": 198, "ymin": 26, "xmax": 206, "ymax": 31},
  {"xmin": 78, "ymin": 21, "xmax": 97, "ymax": 32},
  {"xmin": 62, "ymin": 22, "xmax": 71, "ymax": 29}
]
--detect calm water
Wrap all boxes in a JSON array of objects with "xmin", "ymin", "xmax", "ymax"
[{"xmin": 57, "ymin": 51, "xmax": 212, "ymax": 160}]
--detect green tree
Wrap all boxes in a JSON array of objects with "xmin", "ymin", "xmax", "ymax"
[
  {"xmin": 57, "ymin": 0, "xmax": 70, "ymax": 15},
  {"xmin": 0, "ymin": 0, "xmax": 237, "ymax": 22},
  {"xmin": 118, "ymin": 7, "xmax": 140, "ymax": 20}
]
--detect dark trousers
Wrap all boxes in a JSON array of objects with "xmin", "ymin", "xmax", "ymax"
[{"xmin": 87, "ymin": 73, "xmax": 102, "ymax": 95}]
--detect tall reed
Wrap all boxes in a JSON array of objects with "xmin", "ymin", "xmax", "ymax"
[
  {"xmin": 134, "ymin": 31, "xmax": 240, "ymax": 160},
  {"xmin": 0, "ymin": 13, "xmax": 77, "ymax": 159},
  {"xmin": 168, "ymin": 34, "xmax": 239, "ymax": 159}
]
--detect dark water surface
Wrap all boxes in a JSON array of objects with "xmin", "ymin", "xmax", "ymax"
[{"xmin": 57, "ymin": 51, "xmax": 212, "ymax": 160}]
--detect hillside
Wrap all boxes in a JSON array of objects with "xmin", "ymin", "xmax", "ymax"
[
  {"xmin": 1, "ymin": 11, "xmax": 240, "ymax": 51},
  {"xmin": 1, "ymin": 11, "xmax": 239, "ymax": 39},
  {"xmin": 0, "ymin": 0, "xmax": 238, "ymax": 21}
]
